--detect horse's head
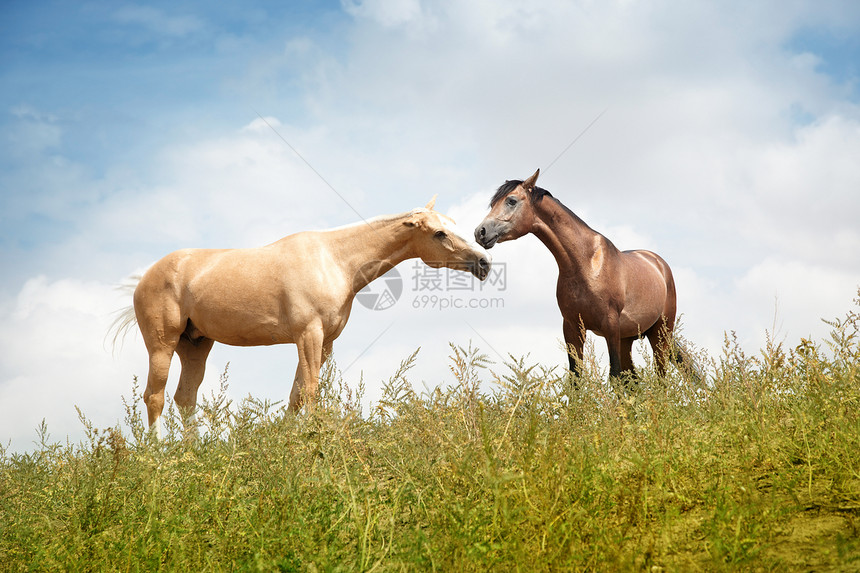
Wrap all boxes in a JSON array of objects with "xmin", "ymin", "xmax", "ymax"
[
  {"xmin": 405, "ymin": 196, "xmax": 491, "ymax": 281},
  {"xmin": 474, "ymin": 169, "xmax": 541, "ymax": 249}
]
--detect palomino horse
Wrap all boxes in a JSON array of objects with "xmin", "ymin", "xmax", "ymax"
[
  {"xmin": 475, "ymin": 170, "xmax": 678, "ymax": 382},
  {"xmin": 115, "ymin": 198, "xmax": 490, "ymax": 436}
]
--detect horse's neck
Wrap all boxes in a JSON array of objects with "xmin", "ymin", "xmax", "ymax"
[
  {"xmin": 531, "ymin": 197, "xmax": 604, "ymax": 277},
  {"xmin": 328, "ymin": 215, "xmax": 415, "ymax": 293}
]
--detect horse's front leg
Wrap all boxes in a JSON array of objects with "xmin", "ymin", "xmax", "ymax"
[
  {"xmin": 288, "ymin": 324, "xmax": 325, "ymax": 413},
  {"xmin": 605, "ymin": 330, "xmax": 623, "ymax": 380},
  {"xmin": 562, "ymin": 316, "xmax": 586, "ymax": 385}
]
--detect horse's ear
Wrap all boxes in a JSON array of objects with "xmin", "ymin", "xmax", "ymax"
[
  {"xmin": 424, "ymin": 195, "xmax": 437, "ymax": 210},
  {"xmin": 522, "ymin": 169, "xmax": 540, "ymax": 191}
]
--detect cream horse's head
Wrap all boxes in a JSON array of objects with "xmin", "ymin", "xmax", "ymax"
[{"xmin": 405, "ymin": 196, "xmax": 491, "ymax": 280}]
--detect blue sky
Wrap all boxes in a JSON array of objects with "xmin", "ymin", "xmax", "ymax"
[
  {"xmin": 2, "ymin": 0, "xmax": 860, "ymax": 452},
  {"xmin": 1, "ymin": 2, "xmax": 347, "ymax": 280}
]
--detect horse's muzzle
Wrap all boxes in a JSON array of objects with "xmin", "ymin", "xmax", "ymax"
[
  {"xmin": 474, "ymin": 224, "xmax": 499, "ymax": 249},
  {"xmin": 475, "ymin": 256, "xmax": 490, "ymax": 280}
]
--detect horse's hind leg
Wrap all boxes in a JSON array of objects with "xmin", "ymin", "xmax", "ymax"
[
  {"xmin": 174, "ymin": 336, "xmax": 215, "ymax": 430},
  {"xmin": 646, "ymin": 315, "xmax": 675, "ymax": 377},
  {"xmin": 136, "ymin": 297, "xmax": 183, "ymax": 438},
  {"xmin": 142, "ymin": 339, "xmax": 179, "ymax": 439}
]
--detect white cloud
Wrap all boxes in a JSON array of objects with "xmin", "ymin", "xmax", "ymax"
[
  {"xmin": 736, "ymin": 258, "xmax": 859, "ymax": 343},
  {"xmin": 343, "ymin": 0, "xmax": 424, "ymax": 28},
  {"xmin": 4, "ymin": 108, "xmax": 62, "ymax": 157},
  {"xmin": 81, "ymin": 118, "xmax": 373, "ymax": 257},
  {"xmin": 0, "ymin": 277, "xmax": 139, "ymax": 452},
  {"xmin": 745, "ymin": 114, "xmax": 860, "ymax": 267}
]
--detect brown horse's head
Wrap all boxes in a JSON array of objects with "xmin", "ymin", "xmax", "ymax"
[
  {"xmin": 474, "ymin": 169, "xmax": 542, "ymax": 248},
  {"xmin": 406, "ymin": 196, "xmax": 491, "ymax": 280}
]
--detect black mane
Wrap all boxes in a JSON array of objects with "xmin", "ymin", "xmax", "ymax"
[{"xmin": 489, "ymin": 179, "xmax": 553, "ymax": 207}]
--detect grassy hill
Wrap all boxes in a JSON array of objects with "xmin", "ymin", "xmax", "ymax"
[{"xmin": 2, "ymin": 295, "xmax": 859, "ymax": 571}]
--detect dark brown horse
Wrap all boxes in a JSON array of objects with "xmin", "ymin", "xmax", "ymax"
[{"xmin": 475, "ymin": 169, "xmax": 679, "ymax": 381}]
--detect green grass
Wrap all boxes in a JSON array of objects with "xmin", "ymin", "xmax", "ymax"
[{"xmin": 2, "ymin": 295, "xmax": 860, "ymax": 571}]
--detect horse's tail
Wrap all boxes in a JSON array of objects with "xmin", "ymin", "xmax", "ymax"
[
  {"xmin": 106, "ymin": 275, "xmax": 141, "ymax": 355},
  {"xmin": 670, "ymin": 337, "xmax": 706, "ymax": 384}
]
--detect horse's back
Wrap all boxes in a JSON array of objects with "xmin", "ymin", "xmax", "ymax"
[
  {"xmin": 135, "ymin": 248, "xmax": 230, "ymax": 302},
  {"xmin": 134, "ymin": 236, "xmax": 346, "ymax": 346},
  {"xmin": 621, "ymin": 249, "xmax": 673, "ymax": 284}
]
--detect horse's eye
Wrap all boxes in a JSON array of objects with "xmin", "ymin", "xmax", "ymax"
[
  {"xmin": 506, "ymin": 197, "xmax": 517, "ymax": 207},
  {"xmin": 434, "ymin": 230, "xmax": 447, "ymax": 239}
]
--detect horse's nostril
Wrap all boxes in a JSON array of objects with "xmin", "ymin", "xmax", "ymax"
[{"xmin": 475, "ymin": 226, "xmax": 486, "ymax": 244}]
